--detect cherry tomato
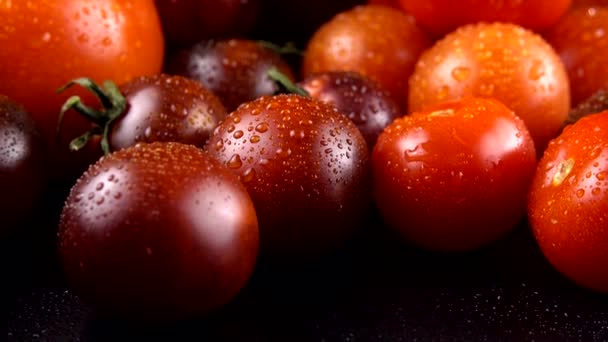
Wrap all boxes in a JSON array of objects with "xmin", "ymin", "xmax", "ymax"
[
  {"xmin": 154, "ymin": 0, "xmax": 260, "ymax": 49},
  {"xmin": 373, "ymin": 97, "xmax": 537, "ymax": 252},
  {"xmin": 299, "ymin": 71, "xmax": 402, "ymax": 149},
  {"xmin": 0, "ymin": 96, "xmax": 46, "ymax": 235},
  {"xmin": 167, "ymin": 39, "xmax": 295, "ymax": 112},
  {"xmin": 302, "ymin": 5, "xmax": 432, "ymax": 111},
  {"xmin": 0, "ymin": 0, "xmax": 164, "ymax": 179},
  {"xmin": 398, "ymin": 0, "xmax": 572, "ymax": 37},
  {"xmin": 206, "ymin": 94, "xmax": 370, "ymax": 256},
  {"xmin": 528, "ymin": 111, "xmax": 608, "ymax": 293},
  {"xmin": 58, "ymin": 74, "xmax": 227, "ymax": 157},
  {"xmin": 572, "ymin": 0, "xmax": 608, "ymax": 7},
  {"xmin": 545, "ymin": 6, "xmax": 608, "ymax": 106},
  {"xmin": 59, "ymin": 142, "xmax": 259, "ymax": 320},
  {"xmin": 409, "ymin": 22, "xmax": 570, "ymax": 154}
]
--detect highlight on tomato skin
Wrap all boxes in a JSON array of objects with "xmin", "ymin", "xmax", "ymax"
[
  {"xmin": 372, "ymin": 97, "xmax": 537, "ymax": 252},
  {"xmin": 528, "ymin": 110, "xmax": 608, "ymax": 294},
  {"xmin": 408, "ymin": 22, "xmax": 571, "ymax": 154}
]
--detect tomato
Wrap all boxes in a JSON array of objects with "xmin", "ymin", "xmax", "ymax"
[
  {"xmin": 545, "ymin": 6, "xmax": 608, "ymax": 107},
  {"xmin": 206, "ymin": 94, "xmax": 370, "ymax": 256},
  {"xmin": 528, "ymin": 111, "xmax": 608, "ymax": 293},
  {"xmin": 572, "ymin": 0, "xmax": 608, "ymax": 7},
  {"xmin": 409, "ymin": 22, "xmax": 570, "ymax": 154},
  {"xmin": 299, "ymin": 71, "xmax": 402, "ymax": 149},
  {"xmin": 167, "ymin": 39, "xmax": 295, "ymax": 112},
  {"xmin": 58, "ymin": 74, "xmax": 227, "ymax": 156},
  {"xmin": 154, "ymin": 0, "xmax": 260, "ymax": 49},
  {"xmin": 372, "ymin": 97, "xmax": 537, "ymax": 252},
  {"xmin": 398, "ymin": 0, "xmax": 573, "ymax": 37},
  {"xmin": 0, "ymin": 0, "xmax": 164, "ymax": 179},
  {"xmin": 302, "ymin": 5, "xmax": 432, "ymax": 111},
  {"xmin": 59, "ymin": 142, "xmax": 259, "ymax": 320},
  {"xmin": 0, "ymin": 96, "xmax": 46, "ymax": 235},
  {"xmin": 566, "ymin": 89, "xmax": 608, "ymax": 126}
]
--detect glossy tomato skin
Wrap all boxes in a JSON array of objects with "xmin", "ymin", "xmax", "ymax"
[
  {"xmin": 155, "ymin": 0, "xmax": 260, "ymax": 49},
  {"xmin": 399, "ymin": 0, "xmax": 572, "ymax": 37},
  {"xmin": 59, "ymin": 142, "xmax": 259, "ymax": 320},
  {"xmin": 302, "ymin": 5, "xmax": 432, "ymax": 111},
  {"xmin": 299, "ymin": 71, "xmax": 402, "ymax": 149},
  {"xmin": 409, "ymin": 22, "xmax": 570, "ymax": 154},
  {"xmin": 528, "ymin": 111, "xmax": 608, "ymax": 293},
  {"xmin": 0, "ymin": 96, "xmax": 46, "ymax": 234},
  {"xmin": 110, "ymin": 74, "xmax": 227, "ymax": 150},
  {"xmin": 167, "ymin": 39, "xmax": 295, "ymax": 112},
  {"xmin": 206, "ymin": 94, "xmax": 370, "ymax": 257},
  {"xmin": 373, "ymin": 97, "xmax": 537, "ymax": 252},
  {"xmin": 545, "ymin": 6, "xmax": 608, "ymax": 106},
  {"xmin": 0, "ymin": 0, "xmax": 164, "ymax": 180}
]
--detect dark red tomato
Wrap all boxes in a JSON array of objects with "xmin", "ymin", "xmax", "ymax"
[
  {"xmin": 0, "ymin": 96, "xmax": 46, "ymax": 235},
  {"xmin": 206, "ymin": 94, "xmax": 370, "ymax": 256},
  {"xmin": 572, "ymin": 0, "xmax": 608, "ymax": 7},
  {"xmin": 155, "ymin": 0, "xmax": 260, "ymax": 49},
  {"xmin": 167, "ymin": 39, "xmax": 295, "ymax": 112},
  {"xmin": 528, "ymin": 111, "xmax": 608, "ymax": 293},
  {"xmin": 59, "ymin": 74, "xmax": 227, "ymax": 157},
  {"xmin": 545, "ymin": 6, "xmax": 608, "ymax": 106},
  {"xmin": 372, "ymin": 97, "xmax": 537, "ymax": 252},
  {"xmin": 59, "ymin": 142, "xmax": 259, "ymax": 320},
  {"xmin": 398, "ymin": 0, "xmax": 572, "ymax": 37},
  {"xmin": 0, "ymin": 0, "xmax": 164, "ymax": 180},
  {"xmin": 299, "ymin": 71, "xmax": 402, "ymax": 149},
  {"xmin": 302, "ymin": 5, "xmax": 432, "ymax": 111},
  {"xmin": 409, "ymin": 22, "xmax": 571, "ymax": 154}
]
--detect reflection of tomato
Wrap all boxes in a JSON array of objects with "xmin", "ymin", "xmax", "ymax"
[
  {"xmin": 528, "ymin": 111, "xmax": 608, "ymax": 293},
  {"xmin": 398, "ymin": 0, "xmax": 572, "ymax": 37},
  {"xmin": 373, "ymin": 97, "xmax": 537, "ymax": 252},
  {"xmin": 409, "ymin": 22, "xmax": 570, "ymax": 154},
  {"xmin": 0, "ymin": 0, "xmax": 164, "ymax": 179}
]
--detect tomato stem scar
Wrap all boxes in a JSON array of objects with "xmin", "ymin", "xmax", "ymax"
[{"xmin": 552, "ymin": 158, "xmax": 575, "ymax": 186}]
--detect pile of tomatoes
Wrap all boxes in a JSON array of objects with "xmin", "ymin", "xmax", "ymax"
[{"xmin": 2, "ymin": 0, "xmax": 608, "ymax": 322}]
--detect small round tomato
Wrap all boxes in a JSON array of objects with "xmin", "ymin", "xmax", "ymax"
[
  {"xmin": 154, "ymin": 0, "xmax": 260, "ymax": 49},
  {"xmin": 167, "ymin": 39, "xmax": 295, "ymax": 112},
  {"xmin": 299, "ymin": 71, "xmax": 402, "ymax": 149},
  {"xmin": 59, "ymin": 142, "xmax": 259, "ymax": 320},
  {"xmin": 398, "ymin": 0, "xmax": 572, "ymax": 37},
  {"xmin": 0, "ymin": 0, "xmax": 164, "ymax": 179},
  {"xmin": 302, "ymin": 5, "xmax": 432, "ymax": 111},
  {"xmin": 528, "ymin": 111, "xmax": 608, "ymax": 293},
  {"xmin": 0, "ymin": 96, "xmax": 46, "ymax": 235},
  {"xmin": 58, "ymin": 74, "xmax": 227, "ymax": 157},
  {"xmin": 373, "ymin": 97, "xmax": 537, "ymax": 252},
  {"xmin": 409, "ymin": 22, "xmax": 571, "ymax": 153},
  {"xmin": 545, "ymin": 6, "xmax": 608, "ymax": 106},
  {"xmin": 206, "ymin": 94, "xmax": 370, "ymax": 256}
]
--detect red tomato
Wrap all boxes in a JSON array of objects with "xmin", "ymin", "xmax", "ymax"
[
  {"xmin": 373, "ymin": 97, "xmax": 537, "ymax": 252},
  {"xmin": 59, "ymin": 142, "xmax": 259, "ymax": 320},
  {"xmin": 545, "ymin": 6, "xmax": 608, "ymax": 106},
  {"xmin": 528, "ymin": 111, "xmax": 608, "ymax": 293},
  {"xmin": 398, "ymin": 0, "xmax": 573, "ymax": 37},
  {"xmin": 0, "ymin": 0, "xmax": 164, "ymax": 179}
]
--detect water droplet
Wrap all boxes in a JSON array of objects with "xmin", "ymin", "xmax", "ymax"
[
  {"xmin": 255, "ymin": 123, "xmax": 269, "ymax": 133},
  {"xmin": 250, "ymin": 135, "xmax": 260, "ymax": 143},
  {"xmin": 96, "ymin": 182, "xmax": 104, "ymax": 191},
  {"xmin": 528, "ymin": 60, "xmax": 545, "ymax": 81},
  {"xmin": 242, "ymin": 168, "xmax": 256, "ymax": 182},
  {"xmin": 215, "ymin": 140, "xmax": 224, "ymax": 151},
  {"xmin": 227, "ymin": 154, "xmax": 243, "ymax": 169},
  {"xmin": 233, "ymin": 130, "xmax": 244, "ymax": 139},
  {"xmin": 114, "ymin": 192, "xmax": 122, "ymax": 199},
  {"xmin": 576, "ymin": 189, "xmax": 585, "ymax": 198},
  {"xmin": 325, "ymin": 148, "xmax": 333, "ymax": 154},
  {"xmin": 102, "ymin": 36, "xmax": 112, "ymax": 46},
  {"xmin": 451, "ymin": 67, "xmax": 471, "ymax": 81},
  {"xmin": 144, "ymin": 126, "xmax": 152, "ymax": 138},
  {"xmin": 227, "ymin": 125, "xmax": 236, "ymax": 133},
  {"xmin": 96, "ymin": 197, "xmax": 105, "ymax": 205},
  {"xmin": 596, "ymin": 171, "xmax": 606, "ymax": 181},
  {"xmin": 232, "ymin": 116, "xmax": 241, "ymax": 123},
  {"xmin": 88, "ymin": 192, "xmax": 95, "ymax": 200},
  {"xmin": 592, "ymin": 187, "xmax": 602, "ymax": 196}
]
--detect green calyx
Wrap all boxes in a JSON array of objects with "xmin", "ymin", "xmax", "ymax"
[
  {"xmin": 267, "ymin": 67, "xmax": 310, "ymax": 98},
  {"xmin": 257, "ymin": 40, "xmax": 304, "ymax": 57},
  {"xmin": 56, "ymin": 78, "xmax": 126, "ymax": 155}
]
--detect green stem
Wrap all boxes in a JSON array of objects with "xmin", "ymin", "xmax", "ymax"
[
  {"xmin": 267, "ymin": 67, "xmax": 310, "ymax": 97},
  {"xmin": 258, "ymin": 40, "xmax": 304, "ymax": 56}
]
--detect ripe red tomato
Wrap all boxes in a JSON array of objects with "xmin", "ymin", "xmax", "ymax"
[
  {"xmin": 373, "ymin": 97, "xmax": 537, "ymax": 252},
  {"xmin": 0, "ymin": 0, "xmax": 164, "ymax": 178},
  {"xmin": 528, "ymin": 111, "xmax": 608, "ymax": 293},
  {"xmin": 0, "ymin": 96, "xmax": 46, "ymax": 235},
  {"xmin": 59, "ymin": 142, "xmax": 259, "ymax": 320},
  {"xmin": 206, "ymin": 94, "xmax": 371, "ymax": 256},
  {"xmin": 398, "ymin": 0, "xmax": 573, "ymax": 37},
  {"xmin": 409, "ymin": 22, "xmax": 571, "ymax": 154},
  {"xmin": 302, "ymin": 5, "xmax": 432, "ymax": 111},
  {"xmin": 545, "ymin": 6, "xmax": 608, "ymax": 106},
  {"xmin": 58, "ymin": 74, "xmax": 227, "ymax": 156}
]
